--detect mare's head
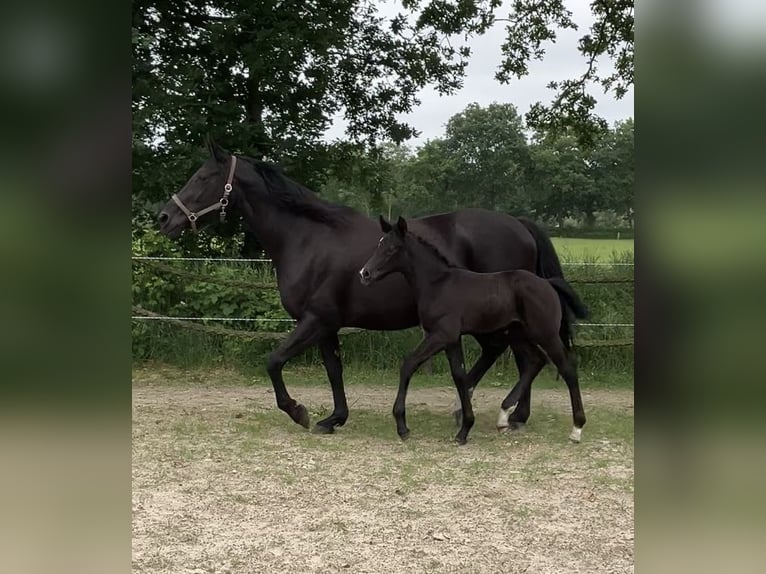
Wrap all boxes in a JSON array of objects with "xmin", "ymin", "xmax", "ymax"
[
  {"xmin": 158, "ymin": 137, "xmax": 238, "ymax": 239},
  {"xmin": 359, "ymin": 216, "xmax": 409, "ymax": 286}
]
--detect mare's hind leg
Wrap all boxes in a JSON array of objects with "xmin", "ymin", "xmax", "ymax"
[
  {"xmin": 445, "ymin": 343, "xmax": 475, "ymax": 445},
  {"xmin": 497, "ymin": 343, "xmax": 546, "ymax": 431},
  {"xmin": 266, "ymin": 314, "xmax": 328, "ymax": 428},
  {"xmin": 452, "ymin": 334, "xmax": 508, "ymax": 426},
  {"xmin": 314, "ymin": 333, "xmax": 349, "ymax": 434},
  {"xmin": 540, "ymin": 338, "xmax": 587, "ymax": 443}
]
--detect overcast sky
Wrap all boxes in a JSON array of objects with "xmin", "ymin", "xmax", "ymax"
[{"xmin": 325, "ymin": 0, "xmax": 633, "ymax": 146}]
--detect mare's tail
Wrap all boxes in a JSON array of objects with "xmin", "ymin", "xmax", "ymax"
[
  {"xmin": 518, "ymin": 217, "xmax": 588, "ymax": 349},
  {"xmin": 518, "ymin": 217, "xmax": 565, "ymax": 279}
]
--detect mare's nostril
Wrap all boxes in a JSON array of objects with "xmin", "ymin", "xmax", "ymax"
[{"xmin": 158, "ymin": 212, "xmax": 169, "ymax": 224}]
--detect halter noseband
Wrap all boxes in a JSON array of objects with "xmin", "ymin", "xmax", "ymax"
[{"xmin": 171, "ymin": 155, "xmax": 237, "ymax": 233}]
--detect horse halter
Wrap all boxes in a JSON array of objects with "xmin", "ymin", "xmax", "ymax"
[{"xmin": 171, "ymin": 155, "xmax": 237, "ymax": 233}]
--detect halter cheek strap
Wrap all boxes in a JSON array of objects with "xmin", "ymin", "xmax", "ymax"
[{"xmin": 172, "ymin": 155, "xmax": 237, "ymax": 233}]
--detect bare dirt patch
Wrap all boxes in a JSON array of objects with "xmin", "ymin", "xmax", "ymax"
[{"xmin": 133, "ymin": 372, "xmax": 633, "ymax": 574}]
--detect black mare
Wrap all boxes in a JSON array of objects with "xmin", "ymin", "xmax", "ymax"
[
  {"xmin": 159, "ymin": 139, "xmax": 572, "ymax": 433},
  {"xmin": 360, "ymin": 216, "xmax": 589, "ymax": 444}
]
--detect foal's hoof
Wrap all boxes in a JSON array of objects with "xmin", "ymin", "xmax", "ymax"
[
  {"xmin": 398, "ymin": 430, "xmax": 410, "ymax": 442},
  {"xmin": 455, "ymin": 436, "xmax": 468, "ymax": 446},
  {"xmin": 291, "ymin": 404, "xmax": 310, "ymax": 429},
  {"xmin": 312, "ymin": 423, "xmax": 335, "ymax": 435},
  {"xmin": 569, "ymin": 426, "xmax": 583, "ymax": 443}
]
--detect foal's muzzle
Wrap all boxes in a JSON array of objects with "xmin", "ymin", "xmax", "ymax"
[{"xmin": 359, "ymin": 267, "xmax": 372, "ymax": 286}]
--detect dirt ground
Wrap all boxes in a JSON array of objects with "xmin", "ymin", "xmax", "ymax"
[{"xmin": 133, "ymin": 373, "xmax": 633, "ymax": 574}]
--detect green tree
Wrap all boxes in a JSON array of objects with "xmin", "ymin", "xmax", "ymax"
[
  {"xmin": 528, "ymin": 133, "xmax": 592, "ymax": 227},
  {"xmin": 495, "ymin": 0, "xmax": 634, "ymax": 145},
  {"xmin": 588, "ymin": 118, "xmax": 634, "ymax": 226},
  {"xmin": 440, "ymin": 102, "xmax": 531, "ymax": 213},
  {"xmin": 400, "ymin": 139, "xmax": 458, "ymax": 216},
  {"xmin": 132, "ymin": 0, "xmax": 500, "ymax": 215}
]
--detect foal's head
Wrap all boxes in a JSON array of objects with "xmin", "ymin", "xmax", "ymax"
[
  {"xmin": 359, "ymin": 216, "xmax": 409, "ymax": 286},
  {"xmin": 158, "ymin": 137, "xmax": 237, "ymax": 239}
]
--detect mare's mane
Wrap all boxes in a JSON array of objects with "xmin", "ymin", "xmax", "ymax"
[{"xmin": 239, "ymin": 156, "xmax": 352, "ymax": 226}]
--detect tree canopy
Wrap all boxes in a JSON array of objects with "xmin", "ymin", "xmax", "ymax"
[{"xmin": 132, "ymin": 1, "xmax": 634, "ymax": 252}]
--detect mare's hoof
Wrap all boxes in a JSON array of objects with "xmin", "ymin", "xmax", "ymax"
[
  {"xmin": 455, "ymin": 436, "xmax": 468, "ymax": 446},
  {"xmin": 292, "ymin": 404, "xmax": 310, "ymax": 429},
  {"xmin": 398, "ymin": 430, "xmax": 410, "ymax": 442},
  {"xmin": 569, "ymin": 426, "xmax": 583, "ymax": 443},
  {"xmin": 312, "ymin": 423, "xmax": 335, "ymax": 435}
]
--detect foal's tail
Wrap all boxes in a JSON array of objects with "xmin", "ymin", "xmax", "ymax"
[{"xmin": 547, "ymin": 277, "xmax": 589, "ymax": 351}]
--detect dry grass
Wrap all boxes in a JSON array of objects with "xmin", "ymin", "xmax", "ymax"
[{"xmin": 133, "ymin": 367, "xmax": 633, "ymax": 574}]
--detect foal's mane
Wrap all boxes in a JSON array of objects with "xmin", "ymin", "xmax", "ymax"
[
  {"xmin": 408, "ymin": 232, "xmax": 460, "ymax": 269},
  {"xmin": 238, "ymin": 156, "xmax": 352, "ymax": 226}
]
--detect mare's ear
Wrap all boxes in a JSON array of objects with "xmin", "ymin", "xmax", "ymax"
[
  {"xmin": 379, "ymin": 215, "xmax": 392, "ymax": 233},
  {"xmin": 205, "ymin": 134, "xmax": 229, "ymax": 164},
  {"xmin": 396, "ymin": 216, "xmax": 408, "ymax": 235}
]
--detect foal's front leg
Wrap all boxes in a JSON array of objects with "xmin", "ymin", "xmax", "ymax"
[
  {"xmin": 445, "ymin": 343, "xmax": 475, "ymax": 445},
  {"xmin": 393, "ymin": 334, "xmax": 448, "ymax": 440}
]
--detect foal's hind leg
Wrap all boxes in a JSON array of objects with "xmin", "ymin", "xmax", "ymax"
[
  {"xmin": 540, "ymin": 338, "xmax": 587, "ymax": 443},
  {"xmin": 497, "ymin": 343, "xmax": 546, "ymax": 432}
]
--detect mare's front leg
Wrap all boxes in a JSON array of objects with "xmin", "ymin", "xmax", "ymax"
[
  {"xmin": 314, "ymin": 333, "xmax": 349, "ymax": 434},
  {"xmin": 445, "ymin": 343, "xmax": 475, "ymax": 445},
  {"xmin": 394, "ymin": 334, "xmax": 448, "ymax": 440},
  {"xmin": 266, "ymin": 314, "xmax": 328, "ymax": 428}
]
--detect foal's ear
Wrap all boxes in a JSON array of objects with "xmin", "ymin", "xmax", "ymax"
[
  {"xmin": 396, "ymin": 216, "xmax": 408, "ymax": 235},
  {"xmin": 379, "ymin": 215, "xmax": 392, "ymax": 233}
]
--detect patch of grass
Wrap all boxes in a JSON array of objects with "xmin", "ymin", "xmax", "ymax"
[
  {"xmin": 133, "ymin": 363, "xmax": 634, "ymax": 391},
  {"xmin": 171, "ymin": 418, "xmax": 213, "ymax": 436},
  {"xmin": 552, "ymin": 238, "xmax": 634, "ymax": 260},
  {"xmin": 224, "ymin": 403, "xmax": 633, "ymax": 456},
  {"xmin": 592, "ymin": 472, "xmax": 634, "ymax": 493}
]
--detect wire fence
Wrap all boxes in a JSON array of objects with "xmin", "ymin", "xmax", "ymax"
[{"xmin": 132, "ymin": 254, "xmax": 633, "ymax": 346}]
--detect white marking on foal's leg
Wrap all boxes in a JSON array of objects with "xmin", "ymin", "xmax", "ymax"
[
  {"xmin": 496, "ymin": 403, "xmax": 517, "ymax": 430},
  {"xmin": 569, "ymin": 426, "xmax": 583, "ymax": 443}
]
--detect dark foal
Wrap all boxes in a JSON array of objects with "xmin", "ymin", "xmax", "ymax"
[{"xmin": 360, "ymin": 216, "xmax": 589, "ymax": 444}]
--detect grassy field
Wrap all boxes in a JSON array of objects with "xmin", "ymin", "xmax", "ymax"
[
  {"xmin": 133, "ymin": 365, "xmax": 634, "ymax": 573},
  {"xmin": 552, "ymin": 237, "xmax": 634, "ymax": 260}
]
